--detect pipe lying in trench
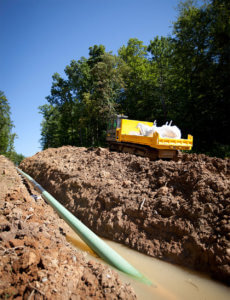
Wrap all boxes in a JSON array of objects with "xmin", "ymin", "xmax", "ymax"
[{"xmin": 17, "ymin": 168, "xmax": 153, "ymax": 286}]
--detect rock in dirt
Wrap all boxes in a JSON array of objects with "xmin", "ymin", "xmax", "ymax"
[
  {"xmin": 20, "ymin": 147, "xmax": 230, "ymax": 285},
  {"xmin": 0, "ymin": 155, "xmax": 136, "ymax": 299}
]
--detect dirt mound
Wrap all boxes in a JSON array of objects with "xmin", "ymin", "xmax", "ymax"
[
  {"xmin": 0, "ymin": 155, "xmax": 136, "ymax": 299},
  {"xmin": 20, "ymin": 147, "xmax": 230, "ymax": 285}
]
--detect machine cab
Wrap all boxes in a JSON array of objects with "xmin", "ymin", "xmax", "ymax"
[{"xmin": 106, "ymin": 115, "xmax": 128, "ymax": 142}]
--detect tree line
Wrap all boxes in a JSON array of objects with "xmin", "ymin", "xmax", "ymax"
[
  {"xmin": 40, "ymin": 0, "xmax": 230, "ymax": 158},
  {"xmin": 0, "ymin": 91, "xmax": 24, "ymax": 164}
]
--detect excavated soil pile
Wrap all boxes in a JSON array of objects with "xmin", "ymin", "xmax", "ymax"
[
  {"xmin": 20, "ymin": 147, "xmax": 230, "ymax": 285},
  {"xmin": 0, "ymin": 155, "xmax": 136, "ymax": 299}
]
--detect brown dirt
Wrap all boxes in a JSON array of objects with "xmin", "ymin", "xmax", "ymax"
[
  {"xmin": 0, "ymin": 155, "xmax": 137, "ymax": 300},
  {"xmin": 19, "ymin": 146, "xmax": 230, "ymax": 285}
]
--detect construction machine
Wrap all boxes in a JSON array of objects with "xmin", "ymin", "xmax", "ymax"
[{"xmin": 106, "ymin": 115, "xmax": 193, "ymax": 160}]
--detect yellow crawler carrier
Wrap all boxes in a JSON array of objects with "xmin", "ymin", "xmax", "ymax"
[{"xmin": 106, "ymin": 115, "xmax": 193, "ymax": 160}]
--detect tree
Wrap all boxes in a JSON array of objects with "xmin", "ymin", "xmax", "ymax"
[
  {"xmin": 118, "ymin": 38, "xmax": 153, "ymax": 120},
  {"xmin": 40, "ymin": 45, "xmax": 124, "ymax": 148},
  {"xmin": 39, "ymin": 104, "xmax": 61, "ymax": 149},
  {"xmin": 147, "ymin": 36, "xmax": 174, "ymax": 123},
  {"xmin": 9, "ymin": 152, "xmax": 25, "ymax": 166},
  {"xmin": 45, "ymin": 72, "xmax": 80, "ymax": 146},
  {"xmin": 81, "ymin": 52, "xmax": 124, "ymax": 145},
  {"xmin": 172, "ymin": 0, "xmax": 230, "ymax": 155},
  {"xmin": 208, "ymin": 0, "xmax": 230, "ymax": 155},
  {"xmin": 0, "ymin": 90, "xmax": 16, "ymax": 156}
]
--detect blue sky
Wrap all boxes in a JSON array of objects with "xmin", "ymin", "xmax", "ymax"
[{"xmin": 0, "ymin": 0, "xmax": 180, "ymax": 157}]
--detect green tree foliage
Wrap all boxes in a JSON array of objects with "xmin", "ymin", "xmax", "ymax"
[
  {"xmin": 147, "ymin": 36, "xmax": 174, "ymax": 123},
  {"xmin": 81, "ymin": 53, "xmax": 124, "ymax": 145},
  {"xmin": 118, "ymin": 38, "xmax": 152, "ymax": 119},
  {"xmin": 40, "ymin": 45, "xmax": 124, "ymax": 147},
  {"xmin": 172, "ymin": 0, "xmax": 230, "ymax": 155},
  {"xmin": 9, "ymin": 152, "xmax": 25, "ymax": 166},
  {"xmin": 0, "ymin": 90, "xmax": 16, "ymax": 157},
  {"xmin": 0, "ymin": 91, "xmax": 24, "ymax": 164},
  {"xmin": 40, "ymin": 0, "xmax": 229, "ymax": 157},
  {"xmin": 39, "ymin": 104, "xmax": 61, "ymax": 149}
]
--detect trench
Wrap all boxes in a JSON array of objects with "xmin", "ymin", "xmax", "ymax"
[
  {"xmin": 66, "ymin": 227, "xmax": 230, "ymax": 300},
  {"xmin": 18, "ymin": 168, "xmax": 230, "ymax": 299}
]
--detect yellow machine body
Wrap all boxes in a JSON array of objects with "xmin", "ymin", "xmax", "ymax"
[{"xmin": 114, "ymin": 119, "xmax": 193, "ymax": 151}]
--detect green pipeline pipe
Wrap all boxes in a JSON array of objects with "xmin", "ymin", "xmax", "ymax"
[{"xmin": 17, "ymin": 168, "xmax": 153, "ymax": 286}]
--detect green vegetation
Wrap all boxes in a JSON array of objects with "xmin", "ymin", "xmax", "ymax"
[
  {"xmin": 0, "ymin": 91, "xmax": 15, "ymax": 155},
  {"xmin": 0, "ymin": 90, "xmax": 25, "ymax": 165},
  {"xmin": 40, "ymin": 0, "xmax": 230, "ymax": 158},
  {"xmin": 8, "ymin": 152, "xmax": 25, "ymax": 166}
]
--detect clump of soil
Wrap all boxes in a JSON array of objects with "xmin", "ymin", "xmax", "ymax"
[
  {"xmin": 0, "ymin": 155, "xmax": 137, "ymax": 299},
  {"xmin": 20, "ymin": 147, "xmax": 230, "ymax": 285}
]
